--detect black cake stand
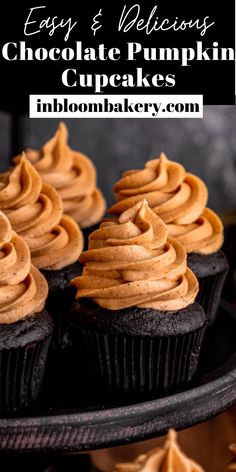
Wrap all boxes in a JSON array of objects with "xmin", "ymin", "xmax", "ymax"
[{"xmin": 0, "ymin": 300, "xmax": 236, "ymax": 453}]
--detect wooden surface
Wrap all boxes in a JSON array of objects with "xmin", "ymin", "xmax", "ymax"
[{"xmin": 91, "ymin": 405, "xmax": 236, "ymax": 471}]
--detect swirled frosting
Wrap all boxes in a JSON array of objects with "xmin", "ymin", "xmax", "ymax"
[
  {"xmin": 0, "ymin": 211, "xmax": 48, "ymax": 324},
  {"xmin": 109, "ymin": 153, "xmax": 223, "ymax": 255},
  {"xmin": 72, "ymin": 200, "xmax": 198, "ymax": 311},
  {"xmin": 24, "ymin": 214, "xmax": 83, "ymax": 270},
  {"xmin": 229, "ymin": 444, "xmax": 236, "ymax": 470},
  {"xmin": 23, "ymin": 122, "xmax": 106, "ymax": 228},
  {"xmin": 0, "ymin": 156, "xmax": 83, "ymax": 270},
  {"xmin": 114, "ymin": 430, "xmax": 205, "ymax": 472}
]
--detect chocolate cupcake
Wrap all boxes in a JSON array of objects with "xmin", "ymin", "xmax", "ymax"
[
  {"xmin": 69, "ymin": 200, "xmax": 206, "ymax": 396},
  {"xmin": 21, "ymin": 122, "xmax": 106, "ymax": 247},
  {"xmin": 0, "ymin": 155, "xmax": 83, "ymax": 347},
  {"xmin": 112, "ymin": 430, "xmax": 205, "ymax": 471},
  {"xmin": 0, "ymin": 211, "xmax": 53, "ymax": 412},
  {"xmin": 109, "ymin": 153, "xmax": 228, "ymax": 323}
]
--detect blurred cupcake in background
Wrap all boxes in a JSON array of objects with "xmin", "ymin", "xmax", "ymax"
[
  {"xmin": 91, "ymin": 430, "xmax": 205, "ymax": 472},
  {"xmin": 109, "ymin": 153, "xmax": 228, "ymax": 323},
  {"xmin": 0, "ymin": 211, "xmax": 53, "ymax": 412},
  {"xmin": 20, "ymin": 122, "xmax": 106, "ymax": 246},
  {"xmin": 229, "ymin": 443, "xmax": 236, "ymax": 470},
  {"xmin": 113, "ymin": 430, "xmax": 205, "ymax": 471}
]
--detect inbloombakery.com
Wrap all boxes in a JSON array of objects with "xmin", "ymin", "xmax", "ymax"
[{"xmin": 29, "ymin": 95, "xmax": 203, "ymax": 118}]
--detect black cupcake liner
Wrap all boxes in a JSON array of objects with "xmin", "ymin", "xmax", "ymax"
[
  {"xmin": 70, "ymin": 324, "xmax": 206, "ymax": 396},
  {"xmin": 197, "ymin": 269, "xmax": 228, "ymax": 324},
  {"xmin": 0, "ymin": 335, "xmax": 52, "ymax": 412}
]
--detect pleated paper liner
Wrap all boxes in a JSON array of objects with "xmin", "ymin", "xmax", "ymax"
[
  {"xmin": 69, "ymin": 324, "xmax": 207, "ymax": 397},
  {"xmin": 0, "ymin": 335, "xmax": 52, "ymax": 412}
]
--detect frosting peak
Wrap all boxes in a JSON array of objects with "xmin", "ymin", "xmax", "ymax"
[
  {"xmin": 109, "ymin": 153, "xmax": 223, "ymax": 255},
  {"xmin": 36, "ymin": 121, "xmax": 73, "ymax": 172},
  {"xmin": 114, "ymin": 430, "xmax": 205, "ymax": 472},
  {"xmin": 23, "ymin": 122, "xmax": 106, "ymax": 228},
  {"xmin": 72, "ymin": 200, "xmax": 198, "ymax": 311},
  {"xmin": 0, "ymin": 154, "xmax": 42, "ymax": 209},
  {"xmin": 0, "ymin": 211, "xmax": 48, "ymax": 324},
  {"xmin": 0, "ymin": 156, "xmax": 83, "ymax": 270}
]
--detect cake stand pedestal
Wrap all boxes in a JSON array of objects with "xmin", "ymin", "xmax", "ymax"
[{"xmin": 0, "ymin": 300, "xmax": 235, "ymax": 453}]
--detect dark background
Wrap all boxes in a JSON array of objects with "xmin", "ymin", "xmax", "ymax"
[{"xmin": 0, "ymin": 108, "xmax": 236, "ymax": 212}]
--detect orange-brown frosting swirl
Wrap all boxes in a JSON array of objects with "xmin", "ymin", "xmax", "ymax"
[
  {"xmin": 24, "ymin": 214, "xmax": 83, "ymax": 270},
  {"xmin": 0, "ymin": 156, "xmax": 83, "ymax": 270},
  {"xmin": 72, "ymin": 200, "xmax": 198, "ymax": 311},
  {"xmin": 0, "ymin": 212, "xmax": 48, "ymax": 324},
  {"xmin": 229, "ymin": 444, "xmax": 236, "ymax": 470},
  {"xmin": 23, "ymin": 122, "xmax": 106, "ymax": 228},
  {"xmin": 109, "ymin": 153, "xmax": 223, "ymax": 255},
  {"xmin": 114, "ymin": 430, "xmax": 205, "ymax": 471}
]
